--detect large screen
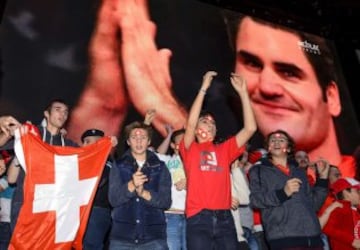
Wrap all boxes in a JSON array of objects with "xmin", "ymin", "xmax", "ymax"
[{"xmin": 1, "ymin": 0, "xmax": 359, "ymax": 173}]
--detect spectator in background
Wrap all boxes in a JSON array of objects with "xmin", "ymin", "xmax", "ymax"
[
  {"xmin": 317, "ymin": 165, "xmax": 343, "ymax": 216},
  {"xmin": 144, "ymin": 109, "xmax": 187, "ymax": 250},
  {"xmin": 248, "ymin": 130, "xmax": 329, "ymax": 250},
  {"xmin": 156, "ymin": 126, "xmax": 187, "ymax": 250},
  {"xmin": 316, "ymin": 164, "xmax": 342, "ymax": 250},
  {"xmin": 236, "ymin": 150, "xmax": 262, "ymax": 250},
  {"xmin": 81, "ymin": 129, "xmax": 117, "ymax": 250},
  {"xmin": 322, "ymin": 178, "xmax": 360, "ymax": 250},
  {"xmin": 315, "ymin": 164, "xmax": 342, "ymax": 250},
  {"xmin": 230, "ymin": 158, "xmax": 252, "ymax": 250},
  {"xmin": 295, "ymin": 150, "xmax": 316, "ymax": 186}
]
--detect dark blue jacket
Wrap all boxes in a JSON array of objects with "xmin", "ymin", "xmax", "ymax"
[{"xmin": 109, "ymin": 149, "xmax": 171, "ymax": 244}]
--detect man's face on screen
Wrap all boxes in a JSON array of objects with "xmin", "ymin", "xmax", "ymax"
[{"xmin": 234, "ymin": 16, "xmax": 334, "ymax": 150}]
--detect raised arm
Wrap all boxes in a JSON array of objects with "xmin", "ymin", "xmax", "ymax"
[
  {"xmin": 143, "ymin": 109, "xmax": 157, "ymax": 126},
  {"xmin": 230, "ymin": 73, "xmax": 257, "ymax": 147},
  {"xmin": 183, "ymin": 71, "xmax": 217, "ymax": 149},
  {"xmin": 157, "ymin": 124, "xmax": 174, "ymax": 154}
]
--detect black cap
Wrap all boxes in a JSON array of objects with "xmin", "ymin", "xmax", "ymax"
[{"xmin": 81, "ymin": 129, "xmax": 104, "ymax": 142}]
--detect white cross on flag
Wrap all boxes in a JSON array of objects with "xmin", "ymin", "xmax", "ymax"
[{"xmin": 9, "ymin": 125, "xmax": 112, "ymax": 249}]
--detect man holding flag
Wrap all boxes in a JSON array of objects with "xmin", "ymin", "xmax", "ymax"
[
  {"xmin": 8, "ymin": 122, "xmax": 113, "ymax": 249},
  {"xmin": 5, "ymin": 99, "xmax": 115, "ymax": 249},
  {"xmin": 7, "ymin": 99, "xmax": 78, "ymax": 233}
]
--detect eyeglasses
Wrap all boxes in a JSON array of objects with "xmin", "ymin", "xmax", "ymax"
[{"xmin": 268, "ymin": 138, "xmax": 288, "ymax": 144}]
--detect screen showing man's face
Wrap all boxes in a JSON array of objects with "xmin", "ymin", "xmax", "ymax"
[{"xmin": 233, "ymin": 16, "xmax": 337, "ymax": 152}]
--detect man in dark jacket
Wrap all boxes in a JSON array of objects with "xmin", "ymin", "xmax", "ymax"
[{"xmin": 108, "ymin": 121, "xmax": 171, "ymax": 250}]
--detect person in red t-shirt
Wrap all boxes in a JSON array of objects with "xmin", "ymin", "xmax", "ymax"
[
  {"xmin": 322, "ymin": 178, "xmax": 360, "ymax": 250},
  {"xmin": 179, "ymin": 70, "xmax": 256, "ymax": 250}
]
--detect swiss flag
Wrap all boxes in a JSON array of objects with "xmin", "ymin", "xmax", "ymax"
[{"xmin": 9, "ymin": 125, "xmax": 112, "ymax": 250}]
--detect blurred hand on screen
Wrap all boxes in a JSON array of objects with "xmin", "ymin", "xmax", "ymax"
[{"xmin": 67, "ymin": 0, "xmax": 186, "ymax": 142}]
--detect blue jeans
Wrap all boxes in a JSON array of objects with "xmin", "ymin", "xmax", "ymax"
[
  {"xmin": 83, "ymin": 206, "xmax": 111, "ymax": 250},
  {"xmin": 253, "ymin": 231, "xmax": 269, "ymax": 250},
  {"xmin": 166, "ymin": 213, "xmax": 187, "ymax": 250},
  {"xmin": 10, "ymin": 201, "xmax": 22, "ymax": 233},
  {"xmin": 242, "ymin": 227, "xmax": 260, "ymax": 250},
  {"xmin": 186, "ymin": 209, "xmax": 238, "ymax": 250},
  {"xmin": 0, "ymin": 222, "xmax": 11, "ymax": 250},
  {"xmin": 320, "ymin": 233, "xmax": 330, "ymax": 250},
  {"xmin": 109, "ymin": 239, "xmax": 168, "ymax": 250}
]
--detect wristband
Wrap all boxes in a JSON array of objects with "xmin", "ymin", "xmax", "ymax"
[{"xmin": 199, "ymin": 89, "xmax": 207, "ymax": 94}]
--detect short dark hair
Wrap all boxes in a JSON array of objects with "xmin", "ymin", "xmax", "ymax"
[
  {"xmin": 45, "ymin": 99, "xmax": 69, "ymax": 113},
  {"xmin": 171, "ymin": 129, "xmax": 185, "ymax": 143},
  {"xmin": 124, "ymin": 121, "xmax": 153, "ymax": 141}
]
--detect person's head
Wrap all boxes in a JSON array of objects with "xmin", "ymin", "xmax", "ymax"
[
  {"xmin": 328, "ymin": 165, "xmax": 342, "ymax": 184},
  {"xmin": 81, "ymin": 129, "xmax": 105, "ymax": 146},
  {"xmin": 170, "ymin": 128, "xmax": 185, "ymax": 153},
  {"xmin": 195, "ymin": 110, "xmax": 217, "ymax": 143},
  {"xmin": 265, "ymin": 130, "xmax": 295, "ymax": 159},
  {"xmin": 331, "ymin": 178, "xmax": 360, "ymax": 206},
  {"xmin": 295, "ymin": 150, "xmax": 310, "ymax": 170},
  {"xmin": 43, "ymin": 99, "xmax": 69, "ymax": 131},
  {"xmin": 124, "ymin": 121, "xmax": 152, "ymax": 159},
  {"xmin": 227, "ymin": 14, "xmax": 341, "ymax": 153}
]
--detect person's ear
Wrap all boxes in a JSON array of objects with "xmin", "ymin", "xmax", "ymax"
[
  {"xmin": 126, "ymin": 139, "xmax": 130, "ymax": 146},
  {"xmin": 326, "ymin": 81, "xmax": 341, "ymax": 117},
  {"xmin": 44, "ymin": 110, "xmax": 49, "ymax": 120}
]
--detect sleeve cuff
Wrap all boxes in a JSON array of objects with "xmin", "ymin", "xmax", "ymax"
[{"xmin": 276, "ymin": 188, "xmax": 290, "ymax": 203}]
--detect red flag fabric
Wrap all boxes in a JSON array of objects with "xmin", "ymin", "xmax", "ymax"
[{"xmin": 9, "ymin": 126, "xmax": 112, "ymax": 250}]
